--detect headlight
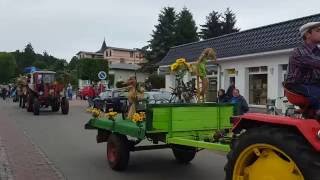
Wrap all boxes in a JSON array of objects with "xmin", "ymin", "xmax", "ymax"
[
  {"xmin": 317, "ymin": 130, "xmax": 320, "ymax": 139},
  {"xmin": 39, "ymin": 91, "xmax": 44, "ymax": 95}
]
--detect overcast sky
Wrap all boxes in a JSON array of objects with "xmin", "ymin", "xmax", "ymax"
[{"xmin": 1, "ymin": 0, "xmax": 320, "ymax": 61}]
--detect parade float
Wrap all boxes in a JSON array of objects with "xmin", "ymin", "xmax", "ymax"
[{"xmin": 84, "ymin": 49, "xmax": 320, "ymax": 180}]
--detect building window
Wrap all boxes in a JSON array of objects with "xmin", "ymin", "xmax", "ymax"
[
  {"xmin": 249, "ymin": 72, "xmax": 268, "ymax": 105},
  {"xmin": 282, "ymin": 64, "xmax": 288, "ymax": 71},
  {"xmin": 109, "ymin": 50, "xmax": 112, "ymax": 56},
  {"xmin": 130, "ymin": 52, "xmax": 133, "ymax": 58},
  {"xmin": 120, "ymin": 58, "xmax": 125, "ymax": 63},
  {"xmin": 106, "ymin": 51, "xmax": 108, "ymax": 56}
]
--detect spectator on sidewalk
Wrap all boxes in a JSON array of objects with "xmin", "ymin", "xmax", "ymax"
[
  {"xmin": 217, "ymin": 89, "xmax": 229, "ymax": 103},
  {"xmin": 226, "ymin": 81, "xmax": 235, "ymax": 99},
  {"xmin": 67, "ymin": 83, "xmax": 73, "ymax": 100},
  {"xmin": 230, "ymin": 88, "xmax": 249, "ymax": 115},
  {"xmin": 87, "ymin": 84, "xmax": 96, "ymax": 107}
]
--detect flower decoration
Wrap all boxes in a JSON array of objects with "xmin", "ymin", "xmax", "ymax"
[
  {"xmin": 170, "ymin": 58, "xmax": 191, "ymax": 73},
  {"xmin": 86, "ymin": 107, "xmax": 94, "ymax": 113},
  {"xmin": 106, "ymin": 111, "xmax": 118, "ymax": 120},
  {"xmin": 139, "ymin": 112, "xmax": 146, "ymax": 120},
  {"xmin": 91, "ymin": 108, "xmax": 101, "ymax": 118},
  {"xmin": 131, "ymin": 112, "xmax": 146, "ymax": 122}
]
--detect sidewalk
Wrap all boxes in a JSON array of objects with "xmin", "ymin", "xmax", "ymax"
[
  {"xmin": 0, "ymin": 100, "xmax": 64, "ymax": 180},
  {"xmin": 0, "ymin": 137, "xmax": 13, "ymax": 180}
]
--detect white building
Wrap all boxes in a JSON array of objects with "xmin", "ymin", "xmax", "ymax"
[{"xmin": 158, "ymin": 13, "xmax": 320, "ymax": 108}]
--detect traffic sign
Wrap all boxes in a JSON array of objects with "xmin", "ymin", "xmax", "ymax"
[{"xmin": 98, "ymin": 71, "xmax": 107, "ymax": 80}]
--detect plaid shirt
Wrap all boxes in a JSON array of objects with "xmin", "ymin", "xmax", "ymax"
[{"xmin": 285, "ymin": 43, "xmax": 320, "ymax": 85}]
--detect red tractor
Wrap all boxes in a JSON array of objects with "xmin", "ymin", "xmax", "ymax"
[
  {"xmin": 225, "ymin": 87, "xmax": 320, "ymax": 179},
  {"xmin": 26, "ymin": 71, "xmax": 69, "ymax": 115}
]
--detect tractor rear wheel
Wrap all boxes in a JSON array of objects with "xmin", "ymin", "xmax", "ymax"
[
  {"xmin": 172, "ymin": 145, "xmax": 197, "ymax": 164},
  {"xmin": 33, "ymin": 98, "xmax": 40, "ymax": 115},
  {"xmin": 106, "ymin": 134, "xmax": 129, "ymax": 171},
  {"xmin": 225, "ymin": 126, "xmax": 320, "ymax": 180},
  {"xmin": 61, "ymin": 98, "xmax": 69, "ymax": 114}
]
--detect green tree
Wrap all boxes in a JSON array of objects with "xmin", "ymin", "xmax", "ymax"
[
  {"xmin": 78, "ymin": 58, "xmax": 108, "ymax": 82},
  {"xmin": 175, "ymin": 7, "xmax": 199, "ymax": 46},
  {"xmin": 32, "ymin": 60, "xmax": 47, "ymax": 69},
  {"xmin": 0, "ymin": 52, "xmax": 16, "ymax": 83},
  {"xmin": 148, "ymin": 7, "xmax": 177, "ymax": 63},
  {"xmin": 145, "ymin": 73, "xmax": 165, "ymax": 89},
  {"xmin": 68, "ymin": 56, "xmax": 79, "ymax": 71},
  {"xmin": 221, "ymin": 8, "xmax": 240, "ymax": 34},
  {"xmin": 199, "ymin": 11, "xmax": 223, "ymax": 39}
]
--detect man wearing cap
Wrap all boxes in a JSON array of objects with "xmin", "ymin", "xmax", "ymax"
[{"xmin": 285, "ymin": 22, "xmax": 320, "ymax": 118}]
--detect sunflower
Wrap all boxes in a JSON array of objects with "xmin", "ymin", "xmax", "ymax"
[
  {"xmin": 106, "ymin": 111, "xmax": 118, "ymax": 120},
  {"xmin": 176, "ymin": 58, "xmax": 186, "ymax": 64}
]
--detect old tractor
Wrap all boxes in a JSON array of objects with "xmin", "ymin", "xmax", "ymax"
[
  {"xmin": 26, "ymin": 70, "xmax": 69, "ymax": 115},
  {"xmin": 225, "ymin": 86, "xmax": 320, "ymax": 179}
]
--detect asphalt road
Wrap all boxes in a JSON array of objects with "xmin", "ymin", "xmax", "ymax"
[{"xmin": 2, "ymin": 99, "xmax": 227, "ymax": 180}]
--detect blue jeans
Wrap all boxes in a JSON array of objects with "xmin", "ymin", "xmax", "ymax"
[{"xmin": 290, "ymin": 84, "xmax": 320, "ymax": 110}]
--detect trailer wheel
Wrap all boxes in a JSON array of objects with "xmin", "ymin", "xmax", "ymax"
[
  {"xmin": 172, "ymin": 145, "xmax": 196, "ymax": 164},
  {"xmin": 225, "ymin": 126, "xmax": 320, "ymax": 180},
  {"xmin": 33, "ymin": 98, "xmax": 40, "ymax": 115},
  {"xmin": 61, "ymin": 98, "xmax": 69, "ymax": 114},
  {"xmin": 107, "ymin": 134, "xmax": 129, "ymax": 171}
]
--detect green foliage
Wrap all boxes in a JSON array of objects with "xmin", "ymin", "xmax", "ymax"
[
  {"xmin": 116, "ymin": 81, "xmax": 126, "ymax": 88},
  {"xmin": 0, "ymin": 52, "xmax": 16, "ymax": 83},
  {"xmin": 78, "ymin": 58, "xmax": 108, "ymax": 82},
  {"xmin": 175, "ymin": 7, "xmax": 199, "ymax": 46},
  {"xmin": 199, "ymin": 11, "xmax": 223, "ymax": 39},
  {"xmin": 145, "ymin": 73, "xmax": 165, "ymax": 89},
  {"xmin": 68, "ymin": 56, "xmax": 79, "ymax": 71},
  {"xmin": 148, "ymin": 7, "xmax": 177, "ymax": 63},
  {"xmin": 11, "ymin": 43, "xmax": 67, "ymax": 75},
  {"xmin": 200, "ymin": 8, "xmax": 239, "ymax": 39},
  {"xmin": 143, "ymin": 7, "xmax": 200, "ymax": 73},
  {"xmin": 221, "ymin": 8, "xmax": 240, "ymax": 34}
]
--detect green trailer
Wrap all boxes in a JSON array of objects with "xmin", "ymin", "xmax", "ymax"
[{"xmin": 85, "ymin": 103, "xmax": 235, "ymax": 171}]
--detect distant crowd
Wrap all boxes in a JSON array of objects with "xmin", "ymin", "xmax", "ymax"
[{"xmin": 1, "ymin": 84, "xmax": 17, "ymax": 101}]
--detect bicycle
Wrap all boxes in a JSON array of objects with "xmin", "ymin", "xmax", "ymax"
[
  {"xmin": 266, "ymin": 96, "xmax": 297, "ymax": 116},
  {"xmin": 169, "ymin": 77, "xmax": 197, "ymax": 103}
]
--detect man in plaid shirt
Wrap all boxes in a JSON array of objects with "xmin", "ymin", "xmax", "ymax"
[{"xmin": 285, "ymin": 22, "xmax": 320, "ymax": 118}]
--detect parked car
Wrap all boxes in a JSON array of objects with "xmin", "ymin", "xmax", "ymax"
[
  {"xmin": 78, "ymin": 86, "xmax": 91, "ymax": 100},
  {"xmin": 93, "ymin": 89, "xmax": 127, "ymax": 113},
  {"xmin": 144, "ymin": 91, "xmax": 172, "ymax": 104}
]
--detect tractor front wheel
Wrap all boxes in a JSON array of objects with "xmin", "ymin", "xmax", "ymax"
[
  {"xmin": 51, "ymin": 99, "xmax": 60, "ymax": 112},
  {"xmin": 225, "ymin": 126, "xmax": 320, "ymax": 180},
  {"xmin": 106, "ymin": 134, "xmax": 129, "ymax": 171},
  {"xmin": 172, "ymin": 145, "xmax": 197, "ymax": 164},
  {"xmin": 61, "ymin": 98, "xmax": 69, "ymax": 114},
  {"xmin": 33, "ymin": 98, "xmax": 40, "ymax": 115}
]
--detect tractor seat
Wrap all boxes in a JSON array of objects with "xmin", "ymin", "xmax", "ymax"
[
  {"xmin": 283, "ymin": 87, "xmax": 310, "ymax": 108},
  {"xmin": 283, "ymin": 85, "xmax": 316, "ymax": 118}
]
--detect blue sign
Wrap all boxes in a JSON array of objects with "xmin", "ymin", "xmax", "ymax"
[
  {"xmin": 24, "ymin": 66, "xmax": 39, "ymax": 73},
  {"xmin": 98, "ymin": 71, "xmax": 107, "ymax": 80}
]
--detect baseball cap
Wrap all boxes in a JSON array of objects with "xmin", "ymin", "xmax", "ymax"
[{"xmin": 299, "ymin": 22, "xmax": 320, "ymax": 37}]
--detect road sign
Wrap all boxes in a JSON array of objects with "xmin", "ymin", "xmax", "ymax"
[{"xmin": 98, "ymin": 71, "xmax": 107, "ymax": 80}]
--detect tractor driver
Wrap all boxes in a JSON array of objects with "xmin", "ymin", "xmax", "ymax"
[{"xmin": 285, "ymin": 22, "xmax": 320, "ymax": 118}]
